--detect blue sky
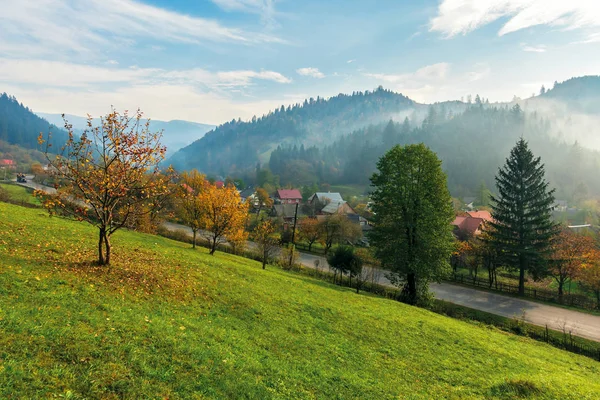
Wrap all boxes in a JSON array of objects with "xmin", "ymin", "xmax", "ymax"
[{"xmin": 1, "ymin": 0, "xmax": 600, "ymax": 124}]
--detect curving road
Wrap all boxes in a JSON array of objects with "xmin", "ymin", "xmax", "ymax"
[{"xmin": 16, "ymin": 180, "xmax": 600, "ymax": 342}]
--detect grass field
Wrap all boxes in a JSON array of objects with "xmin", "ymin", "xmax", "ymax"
[
  {"xmin": 0, "ymin": 183, "xmax": 40, "ymax": 206},
  {"xmin": 1, "ymin": 202, "xmax": 600, "ymax": 399}
]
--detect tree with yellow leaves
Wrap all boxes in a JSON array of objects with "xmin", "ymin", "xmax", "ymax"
[
  {"xmin": 198, "ymin": 183, "xmax": 249, "ymax": 255},
  {"xmin": 177, "ymin": 169, "xmax": 206, "ymax": 249},
  {"xmin": 253, "ymin": 219, "xmax": 280, "ymax": 269},
  {"xmin": 37, "ymin": 109, "xmax": 172, "ymax": 265}
]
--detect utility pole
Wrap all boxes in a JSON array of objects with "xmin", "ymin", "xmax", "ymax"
[
  {"xmin": 291, "ymin": 202, "xmax": 299, "ymax": 244},
  {"xmin": 288, "ymin": 202, "xmax": 299, "ymax": 268}
]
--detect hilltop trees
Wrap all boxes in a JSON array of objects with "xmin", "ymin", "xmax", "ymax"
[
  {"xmin": 37, "ymin": 110, "xmax": 172, "ymax": 265},
  {"xmin": 370, "ymin": 144, "xmax": 455, "ymax": 304},
  {"xmin": 488, "ymin": 139, "xmax": 558, "ymax": 295}
]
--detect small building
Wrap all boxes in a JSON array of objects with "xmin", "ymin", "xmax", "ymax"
[
  {"xmin": 272, "ymin": 203, "xmax": 305, "ymax": 224},
  {"xmin": 321, "ymin": 201, "xmax": 355, "ymax": 215},
  {"xmin": 308, "ymin": 192, "xmax": 344, "ymax": 205},
  {"xmin": 239, "ymin": 187, "xmax": 256, "ymax": 203},
  {"xmin": 274, "ymin": 189, "xmax": 302, "ymax": 204},
  {"xmin": 0, "ymin": 159, "xmax": 16, "ymax": 169},
  {"xmin": 553, "ymin": 200, "xmax": 568, "ymax": 212},
  {"xmin": 452, "ymin": 210, "xmax": 493, "ymax": 238}
]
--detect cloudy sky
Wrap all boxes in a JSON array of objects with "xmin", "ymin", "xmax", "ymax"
[{"xmin": 1, "ymin": 0, "xmax": 599, "ymax": 124}]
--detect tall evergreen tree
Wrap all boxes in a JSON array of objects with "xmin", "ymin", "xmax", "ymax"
[
  {"xmin": 369, "ymin": 144, "xmax": 455, "ymax": 304},
  {"xmin": 489, "ymin": 138, "xmax": 558, "ymax": 295}
]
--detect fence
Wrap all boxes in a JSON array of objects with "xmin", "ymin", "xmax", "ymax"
[{"xmin": 448, "ymin": 273, "xmax": 598, "ymax": 310}]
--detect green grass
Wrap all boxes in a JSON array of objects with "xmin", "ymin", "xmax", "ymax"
[
  {"xmin": 0, "ymin": 183, "xmax": 40, "ymax": 206},
  {"xmin": 1, "ymin": 202, "xmax": 600, "ymax": 399}
]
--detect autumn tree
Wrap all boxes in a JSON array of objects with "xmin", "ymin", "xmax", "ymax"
[
  {"xmin": 297, "ymin": 217, "xmax": 322, "ymax": 252},
  {"xmin": 369, "ymin": 144, "xmax": 455, "ymax": 305},
  {"xmin": 198, "ymin": 183, "xmax": 249, "ymax": 255},
  {"xmin": 579, "ymin": 251, "xmax": 600, "ymax": 308},
  {"xmin": 550, "ymin": 228, "xmax": 595, "ymax": 297},
  {"xmin": 177, "ymin": 169, "xmax": 206, "ymax": 249},
  {"xmin": 253, "ymin": 219, "xmax": 279, "ymax": 269},
  {"xmin": 488, "ymin": 139, "xmax": 558, "ymax": 295},
  {"xmin": 255, "ymin": 187, "xmax": 272, "ymax": 219},
  {"xmin": 319, "ymin": 213, "xmax": 362, "ymax": 254},
  {"xmin": 37, "ymin": 110, "xmax": 172, "ymax": 265}
]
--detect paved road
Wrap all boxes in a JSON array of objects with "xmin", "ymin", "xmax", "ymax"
[{"xmin": 17, "ymin": 182, "xmax": 600, "ymax": 342}]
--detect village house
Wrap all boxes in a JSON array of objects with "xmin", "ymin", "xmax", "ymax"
[
  {"xmin": 274, "ymin": 189, "xmax": 302, "ymax": 204},
  {"xmin": 271, "ymin": 203, "xmax": 306, "ymax": 224},
  {"xmin": 451, "ymin": 210, "xmax": 493, "ymax": 239}
]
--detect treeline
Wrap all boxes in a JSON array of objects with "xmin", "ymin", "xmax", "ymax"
[
  {"xmin": 0, "ymin": 93, "xmax": 68, "ymax": 151},
  {"xmin": 169, "ymin": 87, "xmax": 415, "ymax": 175},
  {"xmin": 268, "ymin": 104, "xmax": 600, "ymax": 200}
]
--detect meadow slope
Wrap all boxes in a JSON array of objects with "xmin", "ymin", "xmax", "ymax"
[{"xmin": 0, "ymin": 202, "xmax": 599, "ymax": 399}]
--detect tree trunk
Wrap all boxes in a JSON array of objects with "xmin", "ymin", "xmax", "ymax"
[
  {"xmin": 98, "ymin": 227, "xmax": 105, "ymax": 265},
  {"xmin": 192, "ymin": 229, "xmax": 197, "ymax": 249},
  {"xmin": 406, "ymin": 272, "xmax": 417, "ymax": 304},
  {"xmin": 308, "ymin": 241, "xmax": 313, "ymax": 252},
  {"xmin": 104, "ymin": 233, "xmax": 111, "ymax": 265},
  {"xmin": 209, "ymin": 237, "xmax": 217, "ymax": 255},
  {"xmin": 262, "ymin": 248, "xmax": 267, "ymax": 269},
  {"xmin": 518, "ymin": 258, "xmax": 526, "ymax": 296},
  {"xmin": 558, "ymin": 278, "xmax": 564, "ymax": 298}
]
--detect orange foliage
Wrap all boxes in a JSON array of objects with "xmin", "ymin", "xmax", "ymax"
[
  {"xmin": 36, "ymin": 109, "xmax": 173, "ymax": 265},
  {"xmin": 197, "ymin": 183, "xmax": 249, "ymax": 255},
  {"xmin": 550, "ymin": 229, "xmax": 596, "ymax": 295}
]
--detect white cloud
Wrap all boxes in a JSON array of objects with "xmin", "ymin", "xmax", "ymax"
[
  {"xmin": 364, "ymin": 63, "xmax": 450, "ymax": 84},
  {"xmin": 296, "ymin": 67, "xmax": 325, "ymax": 78},
  {"xmin": 211, "ymin": 0, "xmax": 278, "ymax": 29},
  {"xmin": 430, "ymin": 0, "xmax": 600, "ymax": 40},
  {"xmin": 107, "ymin": 60, "xmax": 119, "ymax": 65},
  {"xmin": 347, "ymin": 59, "xmax": 356, "ymax": 64},
  {"xmin": 521, "ymin": 44, "xmax": 547, "ymax": 52},
  {"xmin": 0, "ymin": 0, "xmax": 284, "ymax": 60},
  {"xmin": 363, "ymin": 62, "xmax": 492, "ymax": 103},
  {"xmin": 0, "ymin": 59, "xmax": 291, "ymax": 89}
]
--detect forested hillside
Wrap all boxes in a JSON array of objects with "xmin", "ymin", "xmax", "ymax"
[
  {"xmin": 170, "ymin": 76, "xmax": 600, "ymax": 200},
  {"xmin": 0, "ymin": 93, "xmax": 68, "ymax": 150},
  {"xmin": 169, "ymin": 87, "xmax": 417, "ymax": 174},
  {"xmin": 269, "ymin": 104, "xmax": 599, "ymax": 200}
]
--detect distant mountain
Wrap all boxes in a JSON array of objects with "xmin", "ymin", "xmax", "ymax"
[
  {"xmin": 0, "ymin": 93, "xmax": 68, "ymax": 151},
  {"xmin": 37, "ymin": 113, "xmax": 215, "ymax": 156},
  {"xmin": 169, "ymin": 87, "xmax": 419, "ymax": 175}
]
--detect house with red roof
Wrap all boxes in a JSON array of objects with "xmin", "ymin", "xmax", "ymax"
[
  {"xmin": 452, "ymin": 210, "xmax": 493, "ymax": 239},
  {"xmin": 0, "ymin": 159, "xmax": 16, "ymax": 169},
  {"xmin": 274, "ymin": 188, "xmax": 302, "ymax": 204}
]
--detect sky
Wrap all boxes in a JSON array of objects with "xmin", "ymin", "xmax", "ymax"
[{"xmin": 1, "ymin": 0, "xmax": 600, "ymax": 124}]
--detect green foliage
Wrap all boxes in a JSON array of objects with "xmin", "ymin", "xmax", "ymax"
[
  {"xmin": 489, "ymin": 139, "xmax": 559, "ymax": 295},
  {"xmin": 327, "ymin": 246, "xmax": 363, "ymax": 279},
  {"xmin": 370, "ymin": 144, "xmax": 455, "ymax": 304},
  {"xmin": 1, "ymin": 203, "xmax": 600, "ymax": 398}
]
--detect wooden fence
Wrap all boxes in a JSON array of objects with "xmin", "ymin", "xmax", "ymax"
[{"xmin": 448, "ymin": 273, "xmax": 598, "ymax": 310}]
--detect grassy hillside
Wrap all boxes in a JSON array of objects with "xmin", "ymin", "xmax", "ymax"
[{"xmin": 1, "ymin": 203, "xmax": 599, "ymax": 399}]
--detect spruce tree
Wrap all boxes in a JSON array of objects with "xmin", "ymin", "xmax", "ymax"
[{"xmin": 489, "ymin": 138, "xmax": 558, "ymax": 295}]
